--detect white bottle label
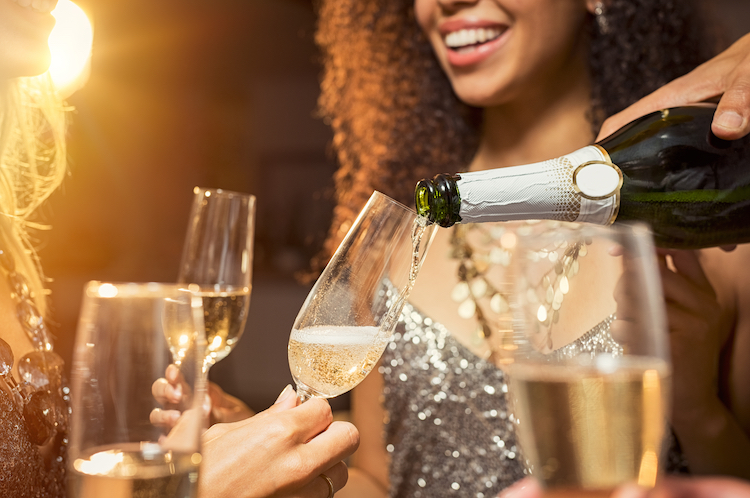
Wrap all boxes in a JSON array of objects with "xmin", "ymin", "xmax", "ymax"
[{"xmin": 456, "ymin": 145, "xmax": 619, "ymax": 225}]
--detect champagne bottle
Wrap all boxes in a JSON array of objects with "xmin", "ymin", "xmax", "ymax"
[{"xmin": 415, "ymin": 103, "xmax": 750, "ymax": 249}]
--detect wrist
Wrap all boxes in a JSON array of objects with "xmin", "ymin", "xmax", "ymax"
[{"xmin": 671, "ymin": 397, "xmax": 730, "ymax": 438}]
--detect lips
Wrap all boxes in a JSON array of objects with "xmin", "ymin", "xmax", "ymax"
[
  {"xmin": 9, "ymin": 0, "xmax": 57, "ymax": 14},
  {"xmin": 438, "ymin": 19, "xmax": 510, "ymax": 68},
  {"xmin": 4, "ymin": 0, "xmax": 58, "ymax": 41}
]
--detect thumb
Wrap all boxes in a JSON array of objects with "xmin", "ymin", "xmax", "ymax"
[
  {"xmin": 266, "ymin": 384, "xmax": 298, "ymax": 413},
  {"xmin": 711, "ymin": 36, "xmax": 750, "ymax": 140},
  {"xmin": 497, "ymin": 478, "xmax": 542, "ymax": 498},
  {"xmin": 713, "ymin": 96, "xmax": 750, "ymax": 140}
]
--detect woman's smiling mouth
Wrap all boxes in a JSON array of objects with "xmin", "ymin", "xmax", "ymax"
[
  {"xmin": 441, "ymin": 22, "xmax": 510, "ymax": 67},
  {"xmin": 445, "ymin": 27, "xmax": 505, "ymax": 52}
]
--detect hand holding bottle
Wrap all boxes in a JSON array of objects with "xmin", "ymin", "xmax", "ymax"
[{"xmin": 597, "ymin": 33, "xmax": 750, "ymax": 142}]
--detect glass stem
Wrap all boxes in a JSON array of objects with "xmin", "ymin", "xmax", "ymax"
[
  {"xmin": 296, "ymin": 385, "xmax": 313, "ymax": 403},
  {"xmin": 202, "ymin": 358, "xmax": 213, "ymax": 378}
]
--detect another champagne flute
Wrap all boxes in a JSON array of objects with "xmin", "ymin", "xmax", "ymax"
[
  {"xmin": 508, "ymin": 222, "xmax": 670, "ymax": 496},
  {"xmin": 68, "ymin": 282, "xmax": 206, "ymax": 498},
  {"xmin": 288, "ymin": 191, "xmax": 437, "ymax": 402},
  {"xmin": 177, "ymin": 187, "xmax": 255, "ymax": 371}
]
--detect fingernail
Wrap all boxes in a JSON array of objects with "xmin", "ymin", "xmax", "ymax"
[
  {"xmin": 715, "ymin": 111, "xmax": 744, "ymax": 131},
  {"xmin": 612, "ymin": 484, "xmax": 647, "ymax": 498},
  {"xmin": 498, "ymin": 478, "xmax": 538, "ymax": 498},
  {"xmin": 172, "ymin": 384, "xmax": 182, "ymax": 401},
  {"xmin": 274, "ymin": 384, "xmax": 295, "ymax": 404},
  {"xmin": 607, "ymin": 244, "xmax": 624, "ymax": 256}
]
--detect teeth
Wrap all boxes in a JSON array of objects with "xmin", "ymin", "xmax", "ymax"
[
  {"xmin": 445, "ymin": 28, "xmax": 503, "ymax": 49},
  {"xmin": 11, "ymin": 0, "xmax": 56, "ymax": 13}
]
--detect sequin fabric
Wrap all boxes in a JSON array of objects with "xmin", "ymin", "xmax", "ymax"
[
  {"xmin": 0, "ymin": 384, "xmax": 67, "ymax": 497},
  {"xmin": 381, "ymin": 301, "xmax": 525, "ymax": 498},
  {"xmin": 551, "ymin": 314, "xmax": 621, "ymax": 360},
  {"xmin": 381, "ymin": 303, "xmax": 688, "ymax": 498}
]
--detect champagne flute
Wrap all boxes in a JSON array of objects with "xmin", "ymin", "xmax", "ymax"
[
  {"xmin": 177, "ymin": 187, "xmax": 255, "ymax": 371},
  {"xmin": 507, "ymin": 222, "xmax": 670, "ymax": 496},
  {"xmin": 68, "ymin": 282, "xmax": 206, "ymax": 498},
  {"xmin": 288, "ymin": 191, "xmax": 437, "ymax": 402}
]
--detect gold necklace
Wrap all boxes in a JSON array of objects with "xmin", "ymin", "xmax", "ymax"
[{"xmin": 449, "ymin": 222, "xmax": 586, "ymax": 362}]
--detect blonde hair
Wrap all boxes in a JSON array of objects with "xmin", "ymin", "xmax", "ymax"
[{"xmin": 0, "ymin": 73, "xmax": 68, "ymax": 317}]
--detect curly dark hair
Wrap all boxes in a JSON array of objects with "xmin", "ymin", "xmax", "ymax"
[{"xmin": 314, "ymin": 0, "xmax": 722, "ymax": 266}]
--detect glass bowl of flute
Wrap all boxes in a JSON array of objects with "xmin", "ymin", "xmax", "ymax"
[
  {"xmin": 287, "ymin": 191, "xmax": 437, "ymax": 402},
  {"xmin": 506, "ymin": 221, "xmax": 670, "ymax": 498}
]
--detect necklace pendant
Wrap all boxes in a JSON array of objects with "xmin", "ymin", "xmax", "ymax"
[
  {"xmin": 490, "ymin": 293, "xmax": 508, "ymax": 314},
  {"xmin": 23, "ymin": 390, "xmax": 57, "ymax": 446},
  {"xmin": 19, "ymin": 351, "xmax": 64, "ymax": 391},
  {"xmin": 0, "ymin": 338, "xmax": 26, "ymax": 409},
  {"xmin": 471, "ymin": 327, "xmax": 485, "ymax": 347},
  {"xmin": 457, "ymin": 299, "xmax": 476, "ymax": 319}
]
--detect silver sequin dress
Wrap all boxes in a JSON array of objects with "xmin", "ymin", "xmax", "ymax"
[
  {"xmin": 380, "ymin": 303, "xmax": 686, "ymax": 498},
  {"xmin": 0, "ymin": 387, "xmax": 68, "ymax": 497}
]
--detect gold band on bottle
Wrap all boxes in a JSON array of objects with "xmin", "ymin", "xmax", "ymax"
[{"xmin": 591, "ymin": 145, "xmax": 620, "ymax": 225}]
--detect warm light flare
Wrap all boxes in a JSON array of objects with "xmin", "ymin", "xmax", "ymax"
[
  {"xmin": 97, "ymin": 283, "xmax": 118, "ymax": 298},
  {"xmin": 49, "ymin": 0, "xmax": 93, "ymax": 96},
  {"xmin": 73, "ymin": 450, "xmax": 124, "ymax": 476}
]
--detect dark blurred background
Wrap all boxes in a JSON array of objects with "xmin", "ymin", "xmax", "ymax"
[{"xmin": 40, "ymin": 0, "xmax": 750, "ymax": 413}]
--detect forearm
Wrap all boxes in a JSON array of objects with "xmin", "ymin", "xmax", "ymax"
[
  {"xmin": 336, "ymin": 468, "xmax": 388, "ymax": 498},
  {"xmin": 672, "ymin": 398, "xmax": 750, "ymax": 479}
]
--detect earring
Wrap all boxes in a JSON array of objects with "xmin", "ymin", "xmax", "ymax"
[{"xmin": 594, "ymin": 1, "xmax": 609, "ymax": 34}]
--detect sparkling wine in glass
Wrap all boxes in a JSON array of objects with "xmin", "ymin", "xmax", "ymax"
[
  {"xmin": 508, "ymin": 222, "xmax": 671, "ymax": 497},
  {"xmin": 177, "ymin": 187, "xmax": 255, "ymax": 371},
  {"xmin": 288, "ymin": 191, "xmax": 437, "ymax": 402},
  {"xmin": 68, "ymin": 282, "xmax": 206, "ymax": 498}
]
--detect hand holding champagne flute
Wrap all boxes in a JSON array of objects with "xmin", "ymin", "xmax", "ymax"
[
  {"xmin": 288, "ymin": 191, "xmax": 436, "ymax": 402},
  {"xmin": 508, "ymin": 222, "xmax": 671, "ymax": 496},
  {"xmin": 177, "ymin": 187, "xmax": 255, "ymax": 371}
]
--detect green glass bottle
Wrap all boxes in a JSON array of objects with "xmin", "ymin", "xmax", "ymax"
[{"xmin": 415, "ymin": 104, "xmax": 750, "ymax": 249}]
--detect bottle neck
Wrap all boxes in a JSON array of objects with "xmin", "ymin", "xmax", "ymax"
[
  {"xmin": 415, "ymin": 174, "xmax": 462, "ymax": 227},
  {"xmin": 456, "ymin": 145, "xmax": 620, "ymax": 225}
]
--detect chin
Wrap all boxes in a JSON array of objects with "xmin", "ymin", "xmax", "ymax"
[
  {"xmin": 452, "ymin": 84, "xmax": 506, "ymax": 108},
  {"xmin": 452, "ymin": 72, "xmax": 531, "ymax": 108},
  {"xmin": 448, "ymin": 71, "xmax": 517, "ymax": 108},
  {"xmin": 3, "ymin": 51, "xmax": 52, "ymax": 79}
]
